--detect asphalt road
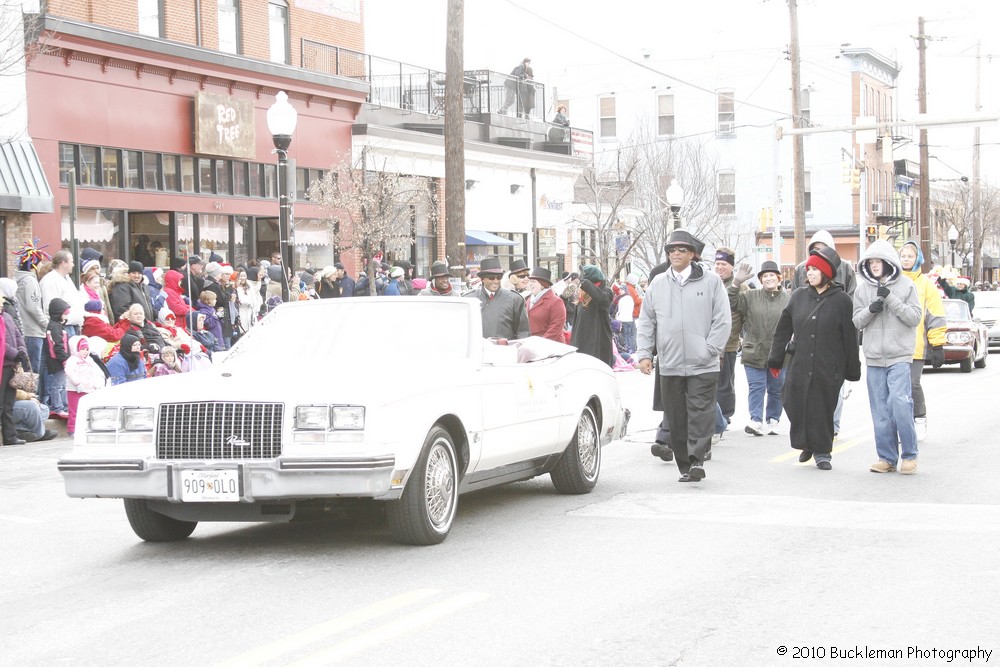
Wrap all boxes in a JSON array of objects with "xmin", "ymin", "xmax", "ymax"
[{"xmin": 1, "ymin": 357, "xmax": 998, "ymax": 667}]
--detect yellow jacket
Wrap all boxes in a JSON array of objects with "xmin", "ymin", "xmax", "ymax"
[{"xmin": 903, "ymin": 268, "xmax": 947, "ymax": 359}]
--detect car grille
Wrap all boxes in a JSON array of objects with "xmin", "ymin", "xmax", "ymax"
[{"xmin": 156, "ymin": 402, "xmax": 284, "ymax": 460}]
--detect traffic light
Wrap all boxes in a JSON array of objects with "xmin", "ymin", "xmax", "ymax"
[
  {"xmin": 850, "ymin": 168, "xmax": 861, "ymax": 191},
  {"xmin": 842, "ymin": 162, "xmax": 852, "ymax": 184},
  {"xmin": 758, "ymin": 207, "xmax": 773, "ymax": 231},
  {"xmin": 866, "ymin": 225, "xmax": 877, "ymax": 242}
]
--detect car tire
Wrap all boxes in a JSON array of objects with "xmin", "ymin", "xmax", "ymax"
[
  {"xmin": 123, "ymin": 499, "xmax": 197, "ymax": 542},
  {"xmin": 387, "ymin": 426, "xmax": 458, "ymax": 546},
  {"xmin": 551, "ymin": 405, "xmax": 601, "ymax": 495},
  {"xmin": 975, "ymin": 349, "xmax": 987, "ymax": 369},
  {"xmin": 960, "ymin": 356, "xmax": 973, "ymax": 373}
]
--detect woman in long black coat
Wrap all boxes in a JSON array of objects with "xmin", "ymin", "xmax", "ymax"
[
  {"xmin": 768, "ymin": 248, "xmax": 860, "ymax": 469},
  {"xmin": 571, "ymin": 269, "xmax": 613, "ymax": 367}
]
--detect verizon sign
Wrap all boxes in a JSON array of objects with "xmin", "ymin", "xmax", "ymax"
[{"xmin": 194, "ymin": 92, "xmax": 256, "ymax": 159}]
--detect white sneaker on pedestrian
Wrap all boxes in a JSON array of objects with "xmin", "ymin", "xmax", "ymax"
[
  {"xmin": 744, "ymin": 421, "xmax": 764, "ymax": 436},
  {"xmin": 914, "ymin": 417, "xmax": 927, "ymax": 442},
  {"xmin": 766, "ymin": 419, "xmax": 780, "ymax": 435},
  {"xmin": 711, "ymin": 433, "xmax": 723, "ymax": 446}
]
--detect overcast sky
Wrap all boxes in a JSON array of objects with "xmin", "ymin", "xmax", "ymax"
[{"xmin": 364, "ymin": 0, "xmax": 1000, "ymax": 180}]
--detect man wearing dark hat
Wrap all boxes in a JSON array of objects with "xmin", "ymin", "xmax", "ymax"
[
  {"xmin": 334, "ymin": 262, "xmax": 355, "ymax": 297},
  {"xmin": 464, "ymin": 257, "xmax": 529, "ymax": 339},
  {"xmin": 419, "ymin": 261, "xmax": 457, "ymax": 297},
  {"xmin": 182, "ymin": 255, "xmax": 206, "ymax": 304},
  {"xmin": 729, "ymin": 260, "xmax": 789, "ymax": 436},
  {"xmin": 713, "ymin": 247, "xmax": 744, "ymax": 425},
  {"xmin": 109, "ymin": 260, "xmax": 155, "ymax": 322},
  {"xmin": 526, "ymin": 266, "xmax": 566, "ymax": 342},
  {"xmin": 637, "ymin": 229, "xmax": 731, "ymax": 482}
]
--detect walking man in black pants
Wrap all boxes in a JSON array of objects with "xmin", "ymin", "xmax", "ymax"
[{"xmin": 637, "ymin": 230, "xmax": 731, "ymax": 482}]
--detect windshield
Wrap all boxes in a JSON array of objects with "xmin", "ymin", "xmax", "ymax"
[
  {"xmin": 944, "ymin": 299, "xmax": 971, "ymax": 321},
  {"xmin": 222, "ymin": 299, "xmax": 475, "ymax": 367}
]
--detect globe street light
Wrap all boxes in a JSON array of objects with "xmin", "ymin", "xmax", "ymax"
[
  {"xmin": 948, "ymin": 224, "xmax": 959, "ymax": 270},
  {"xmin": 665, "ymin": 179, "xmax": 684, "ymax": 231},
  {"xmin": 266, "ymin": 91, "xmax": 298, "ymax": 302}
]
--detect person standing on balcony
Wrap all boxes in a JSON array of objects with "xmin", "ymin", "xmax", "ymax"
[
  {"xmin": 518, "ymin": 67, "xmax": 536, "ymax": 119},
  {"xmin": 500, "ymin": 57, "xmax": 530, "ymax": 115}
]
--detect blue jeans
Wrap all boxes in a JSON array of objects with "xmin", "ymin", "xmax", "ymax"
[
  {"xmin": 714, "ymin": 403, "xmax": 727, "ymax": 435},
  {"xmin": 866, "ymin": 363, "xmax": 918, "ymax": 465},
  {"xmin": 45, "ymin": 368, "xmax": 68, "ymax": 414},
  {"xmin": 745, "ymin": 366, "xmax": 784, "ymax": 423},
  {"xmin": 620, "ymin": 321, "xmax": 637, "ymax": 354},
  {"xmin": 25, "ymin": 336, "xmax": 45, "ymax": 399}
]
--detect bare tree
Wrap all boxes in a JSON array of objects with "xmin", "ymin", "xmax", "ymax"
[
  {"xmin": 569, "ymin": 157, "xmax": 642, "ymax": 280},
  {"xmin": 933, "ymin": 182, "xmax": 1000, "ymax": 277},
  {"xmin": 622, "ymin": 126, "xmax": 746, "ymax": 272},
  {"xmin": 308, "ymin": 149, "xmax": 431, "ymax": 294}
]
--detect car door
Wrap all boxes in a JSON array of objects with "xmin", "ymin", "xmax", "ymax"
[{"xmin": 473, "ymin": 347, "xmax": 561, "ymax": 472}]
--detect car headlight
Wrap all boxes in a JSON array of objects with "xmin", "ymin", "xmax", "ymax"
[
  {"xmin": 947, "ymin": 331, "xmax": 972, "ymax": 345},
  {"xmin": 122, "ymin": 407, "xmax": 155, "ymax": 431},
  {"xmin": 332, "ymin": 406, "xmax": 365, "ymax": 430},
  {"xmin": 295, "ymin": 405, "xmax": 330, "ymax": 431},
  {"xmin": 88, "ymin": 407, "xmax": 120, "ymax": 432}
]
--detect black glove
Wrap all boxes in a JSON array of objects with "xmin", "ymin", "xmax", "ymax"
[
  {"xmin": 929, "ymin": 345, "xmax": 945, "ymax": 369},
  {"xmin": 15, "ymin": 351, "xmax": 27, "ymax": 363},
  {"xmin": 876, "ymin": 285, "xmax": 891, "ymax": 299},
  {"xmin": 868, "ymin": 300, "xmax": 885, "ymax": 313}
]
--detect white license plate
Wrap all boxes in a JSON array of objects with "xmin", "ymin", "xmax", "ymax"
[{"xmin": 180, "ymin": 470, "xmax": 241, "ymax": 502}]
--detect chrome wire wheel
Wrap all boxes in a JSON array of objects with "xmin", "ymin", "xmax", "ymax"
[
  {"xmin": 424, "ymin": 437, "xmax": 457, "ymax": 530},
  {"xmin": 576, "ymin": 410, "xmax": 599, "ymax": 482}
]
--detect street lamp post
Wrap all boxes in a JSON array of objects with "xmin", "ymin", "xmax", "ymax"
[
  {"xmin": 665, "ymin": 179, "xmax": 684, "ymax": 231},
  {"xmin": 266, "ymin": 91, "xmax": 298, "ymax": 302},
  {"xmin": 948, "ymin": 224, "xmax": 959, "ymax": 270}
]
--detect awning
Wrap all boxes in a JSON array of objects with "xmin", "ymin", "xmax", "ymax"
[
  {"xmin": 61, "ymin": 209, "xmax": 115, "ymax": 243},
  {"xmin": 466, "ymin": 229, "xmax": 516, "ymax": 246},
  {"xmin": 0, "ymin": 140, "xmax": 53, "ymax": 213},
  {"xmin": 292, "ymin": 219, "xmax": 334, "ymax": 246}
]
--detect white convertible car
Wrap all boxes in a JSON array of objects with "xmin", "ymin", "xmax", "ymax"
[{"xmin": 58, "ymin": 298, "xmax": 629, "ymax": 545}]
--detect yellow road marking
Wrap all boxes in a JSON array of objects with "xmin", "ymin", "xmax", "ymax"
[
  {"xmin": 212, "ymin": 588, "xmax": 441, "ymax": 667},
  {"xmin": 769, "ymin": 434, "xmax": 868, "ymax": 464},
  {"xmin": 285, "ymin": 591, "xmax": 491, "ymax": 666}
]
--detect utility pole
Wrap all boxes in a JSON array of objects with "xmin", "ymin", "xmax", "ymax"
[
  {"xmin": 917, "ymin": 16, "xmax": 932, "ymax": 273},
  {"xmin": 972, "ymin": 40, "xmax": 982, "ymax": 281},
  {"xmin": 788, "ymin": 0, "xmax": 807, "ymax": 264},
  {"xmin": 444, "ymin": 0, "xmax": 466, "ymax": 280}
]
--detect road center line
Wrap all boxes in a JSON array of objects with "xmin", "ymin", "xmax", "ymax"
[
  {"xmin": 212, "ymin": 588, "xmax": 441, "ymax": 667},
  {"xmin": 770, "ymin": 433, "xmax": 867, "ymax": 463},
  {"xmin": 284, "ymin": 591, "xmax": 491, "ymax": 666}
]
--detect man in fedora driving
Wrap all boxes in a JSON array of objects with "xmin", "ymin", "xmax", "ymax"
[{"xmin": 464, "ymin": 257, "xmax": 529, "ymax": 339}]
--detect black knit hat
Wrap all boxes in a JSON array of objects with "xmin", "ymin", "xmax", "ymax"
[
  {"xmin": 170, "ymin": 257, "xmax": 186, "ymax": 271},
  {"xmin": 128, "ymin": 261, "xmax": 144, "ymax": 274}
]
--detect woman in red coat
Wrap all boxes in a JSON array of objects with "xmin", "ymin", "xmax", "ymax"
[{"xmin": 526, "ymin": 267, "xmax": 567, "ymax": 343}]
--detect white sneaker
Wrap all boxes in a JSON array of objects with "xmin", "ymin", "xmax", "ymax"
[
  {"xmin": 711, "ymin": 433, "xmax": 723, "ymax": 446},
  {"xmin": 914, "ymin": 417, "xmax": 927, "ymax": 442},
  {"xmin": 766, "ymin": 419, "xmax": 780, "ymax": 435},
  {"xmin": 744, "ymin": 420, "xmax": 764, "ymax": 436}
]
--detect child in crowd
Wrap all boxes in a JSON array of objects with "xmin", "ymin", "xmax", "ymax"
[
  {"xmin": 64, "ymin": 336, "xmax": 108, "ymax": 435},
  {"xmin": 196, "ymin": 290, "xmax": 225, "ymax": 351},
  {"xmin": 44, "ymin": 298, "xmax": 71, "ymax": 420},
  {"xmin": 106, "ymin": 332, "xmax": 148, "ymax": 386},
  {"xmin": 186, "ymin": 311, "xmax": 220, "ymax": 355},
  {"xmin": 152, "ymin": 345, "xmax": 182, "ymax": 376}
]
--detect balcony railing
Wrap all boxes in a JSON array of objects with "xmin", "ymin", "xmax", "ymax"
[
  {"xmin": 872, "ymin": 196, "xmax": 913, "ymax": 221},
  {"xmin": 300, "ymin": 40, "xmax": 546, "ymax": 122}
]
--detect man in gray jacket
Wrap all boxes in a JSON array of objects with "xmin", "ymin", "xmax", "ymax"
[
  {"xmin": 464, "ymin": 257, "xmax": 529, "ymax": 339},
  {"xmin": 13, "ymin": 241, "xmax": 50, "ymax": 397},
  {"xmin": 637, "ymin": 230, "xmax": 731, "ymax": 482},
  {"xmin": 852, "ymin": 240, "xmax": 922, "ymax": 475}
]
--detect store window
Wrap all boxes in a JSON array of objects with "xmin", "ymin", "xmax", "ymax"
[
  {"xmin": 263, "ymin": 164, "xmax": 277, "ymax": 198},
  {"xmin": 233, "ymin": 162, "xmax": 248, "ymax": 196},
  {"xmin": 292, "ymin": 218, "xmax": 336, "ymax": 269},
  {"xmin": 216, "ymin": 160, "xmax": 232, "ymax": 195},
  {"xmin": 199, "ymin": 214, "xmax": 231, "ymax": 262},
  {"xmin": 248, "ymin": 163, "xmax": 263, "ymax": 197},
  {"xmin": 176, "ymin": 213, "xmax": 196, "ymax": 260},
  {"xmin": 199, "ymin": 158, "xmax": 213, "ymax": 193},
  {"xmin": 233, "ymin": 215, "xmax": 251, "ymax": 268},
  {"xmin": 61, "ymin": 208, "xmax": 121, "ymax": 263},
  {"xmin": 128, "ymin": 212, "xmax": 170, "ymax": 268},
  {"xmin": 58, "ymin": 143, "xmax": 74, "ymax": 185},
  {"xmin": 413, "ymin": 205, "xmax": 433, "ymax": 278}
]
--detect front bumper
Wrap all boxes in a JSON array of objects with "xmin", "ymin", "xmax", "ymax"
[
  {"xmin": 57, "ymin": 456, "xmax": 399, "ymax": 502},
  {"xmin": 943, "ymin": 344, "xmax": 974, "ymax": 362}
]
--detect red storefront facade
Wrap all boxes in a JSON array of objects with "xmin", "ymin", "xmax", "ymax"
[{"xmin": 25, "ymin": 17, "xmax": 367, "ymax": 272}]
